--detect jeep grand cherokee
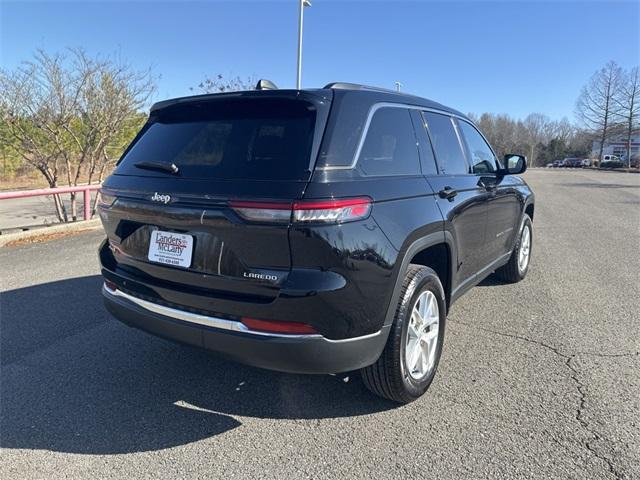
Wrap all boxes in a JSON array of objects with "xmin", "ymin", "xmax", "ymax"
[{"xmin": 98, "ymin": 81, "xmax": 535, "ymax": 403}]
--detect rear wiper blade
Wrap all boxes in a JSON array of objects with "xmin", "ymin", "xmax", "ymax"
[{"xmin": 134, "ymin": 161, "xmax": 179, "ymax": 175}]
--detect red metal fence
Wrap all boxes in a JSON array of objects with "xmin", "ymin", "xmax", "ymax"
[{"xmin": 0, "ymin": 184, "xmax": 102, "ymax": 221}]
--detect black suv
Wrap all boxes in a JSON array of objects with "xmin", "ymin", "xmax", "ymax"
[{"xmin": 98, "ymin": 82, "xmax": 534, "ymax": 403}]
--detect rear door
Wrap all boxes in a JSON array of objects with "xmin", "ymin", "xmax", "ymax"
[
  {"xmin": 99, "ymin": 93, "xmax": 330, "ymax": 299},
  {"xmin": 418, "ymin": 111, "xmax": 489, "ymax": 289}
]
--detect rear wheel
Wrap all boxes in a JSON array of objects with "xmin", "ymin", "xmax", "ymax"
[
  {"xmin": 361, "ymin": 265, "xmax": 446, "ymax": 403},
  {"xmin": 495, "ymin": 214, "xmax": 532, "ymax": 283}
]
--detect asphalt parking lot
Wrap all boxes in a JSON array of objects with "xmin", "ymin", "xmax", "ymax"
[{"xmin": 1, "ymin": 169, "xmax": 638, "ymax": 480}]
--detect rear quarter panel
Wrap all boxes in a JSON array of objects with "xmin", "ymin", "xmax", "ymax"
[{"xmin": 289, "ymin": 173, "xmax": 444, "ymax": 337}]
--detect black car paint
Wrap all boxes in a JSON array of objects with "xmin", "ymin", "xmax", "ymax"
[{"xmin": 99, "ymin": 86, "xmax": 534, "ymax": 373}]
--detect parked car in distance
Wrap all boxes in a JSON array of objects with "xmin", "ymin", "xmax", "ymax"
[
  {"xmin": 98, "ymin": 81, "xmax": 535, "ymax": 403},
  {"xmin": 546, "ymin": 162, "xmax": 554, "ymax": 168},
  {"xmin": 564, "ymin": 157, "xmax": 585, "ymax": 168},
  {"xmin": 552, "ymin": 160, "xmax": 563, "ymax": 168},
  {"xmin": 601, "ymin": 159, "xmax": 625, "ymax": 169}
]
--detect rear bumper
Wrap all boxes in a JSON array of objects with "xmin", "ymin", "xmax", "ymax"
[
  {"xmin": 98, "ymin": 239, "xmax": 390, "ymax": 340},
  {"xmin": 103, "ymin": 285, "xmax": 389, "ymax": 374}
]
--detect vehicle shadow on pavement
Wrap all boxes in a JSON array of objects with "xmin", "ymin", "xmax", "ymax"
[
  {"xmin": 0, "ymin": 275, "xmax": 397, "ymax": 455},
  {"xmin": 475, "ymin": 275, "xmax": 506, "ymax": 287}
]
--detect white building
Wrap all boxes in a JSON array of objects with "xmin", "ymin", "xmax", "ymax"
[{"xmin": 591, "ymin": 135, "xmax": 640, "ymax": 161}]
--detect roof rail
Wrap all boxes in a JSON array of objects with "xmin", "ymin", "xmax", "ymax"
[{"xmin": 323, "ymin": 82, "xmax": 400, "ymax": 94}]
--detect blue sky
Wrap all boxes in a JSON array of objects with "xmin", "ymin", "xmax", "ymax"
[{"xmin": 1, "ymin": 0, "xmax": 638, "ymax": 120}]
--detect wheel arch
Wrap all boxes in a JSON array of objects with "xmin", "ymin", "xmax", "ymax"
[
  {"xmin": 382, "ymin": 231, "xmax": 455, "ymax": 329},
  {"xmin": 524, "ymin": 202, "xmax": 534, "ymax": 221}
]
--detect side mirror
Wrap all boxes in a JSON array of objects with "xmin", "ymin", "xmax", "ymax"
[{"xmin": 501, "ymin": 154, "xmax": 527, "ymax": 175}]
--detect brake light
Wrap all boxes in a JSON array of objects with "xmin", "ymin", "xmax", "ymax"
[
  {"xmin": 241, "ymin": 317, "xmax": 318, "ymax": 335},
  {"xmin": 104, "ymin": 280, "xmax": 117, "ymax": 291},
  {"xmin": 230, "ymin": 197, "xmax": 372, "ymax": 224},
  {"xmin": 293, "ymin": 197, "xmax": 372, "ymax": 223}
]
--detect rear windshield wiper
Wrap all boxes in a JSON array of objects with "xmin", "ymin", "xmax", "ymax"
[{"xmin": 134, "ymin": 161, "xmax": 179, "ymax": 175}]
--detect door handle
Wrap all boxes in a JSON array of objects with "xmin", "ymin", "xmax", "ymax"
[{"xmin": 438, "ymin": 187, "xmax": 458, "ymax": 201}]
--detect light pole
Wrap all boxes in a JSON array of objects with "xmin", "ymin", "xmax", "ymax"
[
  {"xmin": 395, "ymin": 81, "xmax": 403, "ymax": 92},
  {"xmin": 296, "ymin": 0, "xmax": 312, "ymax": 90}
]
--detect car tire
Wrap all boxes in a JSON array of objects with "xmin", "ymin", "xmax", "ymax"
[
  {"xmin": 361, "ymin": 265, "xmax": 446, "ymax": 404},
  {"xmin": 495, "ymin": 214, "xmax": 532, "ymax": 283}
]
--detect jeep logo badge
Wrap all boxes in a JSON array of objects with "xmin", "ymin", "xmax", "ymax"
[{"xmin": 150, "ymin": 192, "xmax": 171, "ymax": 204}]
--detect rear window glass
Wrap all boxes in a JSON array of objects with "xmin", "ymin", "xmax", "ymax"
[
  {"xmin": 358, "ymin": 107, "xmax": 420, "ymax": 176},
  {"xmin": 316, "ymin": 91, "xmax": 371, "ymax": 167},
  {"xmin": 115, "ymin": 98, "xmax": 317, "ymax": 181}
]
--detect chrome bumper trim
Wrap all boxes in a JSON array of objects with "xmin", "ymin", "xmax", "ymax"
[
  {"xmin": 103, "ymin": 283, "xmax": 381, "ymax": 342},
  {"xmin": 103, "ymin": 284, "xmax": 322, "ymax": 339}
]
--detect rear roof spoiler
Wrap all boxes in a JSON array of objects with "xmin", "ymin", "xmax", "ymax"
[{"xmin": 150, "ymin": 89, "xmax": 329, "ymax": 114}]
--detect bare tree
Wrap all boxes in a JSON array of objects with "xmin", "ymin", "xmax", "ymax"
[
  {"xmin": 523, "ymin": 113, "xmax": 552, "ymax": 166},
  {"xmin": 469, "ymin": 111, "xmax": 589, "ymax": 165},
  {"xmin": 0, "ymin": 50, "xmax": 89, "ymax": 221},
  {"xmin": 190, "ymin": 74, "xmax": 255, "ymax": 94},
  {"xmin": 613, "ymin": 66, "xmax": 640, "ymax": 167},
  {"xmin": 575, "ymin": 61, "xmax": 623, "ymax": 164},
  {"xmin": 549, "ymin": 117, "xmax": 575, "ymax": 144},
  {"xmin": 69, "ymin": 51, "xmax": 155, "ymax": 218},
  {"xmin": 0, "ymin": 49, "xmax": 155, "ymax": 221}
]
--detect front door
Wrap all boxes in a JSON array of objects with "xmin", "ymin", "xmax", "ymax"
[{"xmin": 456, "ymin": 119, "xmax": 522, "ymax": 264}]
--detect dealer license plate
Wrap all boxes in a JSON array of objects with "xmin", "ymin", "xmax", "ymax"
[{"xmin": 147, "ymin": 230, "xmax": 193, "ymax": 268}]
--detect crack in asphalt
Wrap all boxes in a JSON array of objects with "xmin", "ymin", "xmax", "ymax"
[
  {"xmin": 564, "ymin": 356, "xmax": 622, "ymax": 480},
  {"xmin": 573, "ymin": 351, "xmax": 640, "ymax": 358},
  {"xmin": 451, "ymin": 319, "xmax": 635, "ymax": 480}
]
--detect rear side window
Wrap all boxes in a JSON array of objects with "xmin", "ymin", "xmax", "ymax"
[
  {"xmin": 422, "ymin": 112, "xmax": 468, "ymax": 175},
  {"xmin": 357, "ymin": 107, "xmax": 420, "ymax": 176},
  {"xmin": 409, "ymin": 109, "xmax": 438, "ymax": 175},
  {"xmin": 115, "ymin": 98, "xmax": 316, "ymax": 181},
  {"xmin": 457, "ymin": 120, "xmax": 498, "ymax": 174}
]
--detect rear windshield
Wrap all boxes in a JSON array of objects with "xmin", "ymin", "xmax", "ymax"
[{"xmin": 115, "ymin": 98, "xmax": 317, "ymax": 181}]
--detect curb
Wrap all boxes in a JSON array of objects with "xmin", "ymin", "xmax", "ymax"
[
  {"xmin": 584, "ymin": 167, "xmax": 639, "ymax": 174},
  {"xmin": 0, "ymin": 219, "xmax": 103, "ymax": 247}
]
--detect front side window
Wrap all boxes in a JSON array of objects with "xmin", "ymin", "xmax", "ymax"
[
  {"xmin": 357, "ymin": 107, "xmax": 420, "ymax": 176},
  {"xmin": 422, "ymin": 112, "xmax": 468, "ymax": 175},
  {"xmin": 458, "ymin": 120, "xmax": 498, "ymax": 174}
]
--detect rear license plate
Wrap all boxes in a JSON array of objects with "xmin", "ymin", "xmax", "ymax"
[{"xmin": 148, "ymin": 230, "xmax": 193, "ymax": 268}]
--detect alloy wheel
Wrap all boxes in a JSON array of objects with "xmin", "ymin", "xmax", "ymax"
[
  {"xmin": 405, "ymin": 290, "xmax": 440, "ymax": 380},
  {"xmin": 518, "ymin": 224, "xmax": 531, "ymax": 272}
]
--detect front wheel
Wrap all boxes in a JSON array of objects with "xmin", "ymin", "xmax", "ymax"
[
  {"xmin": 361, "ymin": 265, "xmax": 446, "ymax": 403},
  {"xmin": 495, "ymin": 214, "xmax": 532, "ymax": 283}
]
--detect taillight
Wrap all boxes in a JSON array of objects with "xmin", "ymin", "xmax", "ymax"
[
  {"xmin": 293, "ymin": 197, "xmax": 372, "ymax": 224},
  {"xmin": 229, "ymin": 201, "xmax": 292, "ymax": 224},
  {"xmin": 241, "ymin": 317, "xmax": 318, "ymax": 335},
  {"xmin": 98, "ymin": 190, "xmax": 117, "ymax": 208},
  {"xmin": 230, "ymin": 197, "xmax": 372, "ymax": 225}
]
